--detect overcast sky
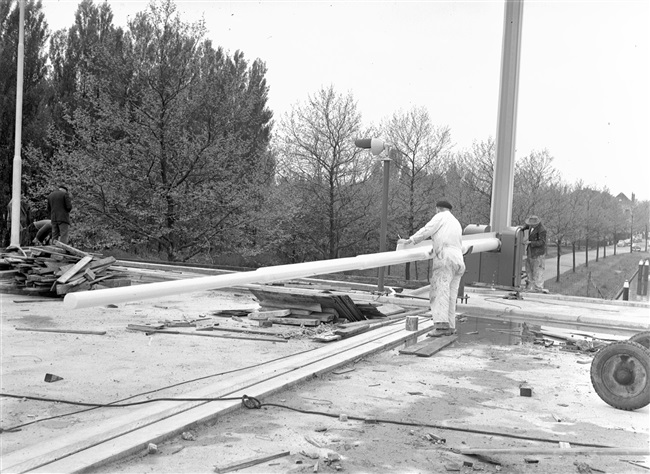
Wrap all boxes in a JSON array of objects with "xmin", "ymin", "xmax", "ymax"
[{"xmin": 40, "ymin": 0, "xmax": 650, "ymax": 201}]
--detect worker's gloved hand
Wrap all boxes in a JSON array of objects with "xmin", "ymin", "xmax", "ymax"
[{"xmin": 397, "ymin": 238, "xmax": 411, "ymax": 246}]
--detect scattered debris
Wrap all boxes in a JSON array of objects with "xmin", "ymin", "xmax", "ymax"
[
  {"xmin": 304, "ymin": 435, "xmax": 322, "ymax": 448},
  {"xmin": 300, "ymin": 450, "xmax": 319, "ymax": 460},
  {"xmin": 519, "ymin": 384, "xmax": 532, "ymax": 397},
  {"xmin": 213, "ymin": 451, "xmax": 290, "ymax": 473},
  {"xmin": 16, "ymin": 327, "xmax": 106, "ymax": 336},
  {"xmin": 147, "ymin": 443, "xmax": 157, "ymax": 454},
  {"xmin": 181, "ymin": 431, "xmax": 195, "ymax": 441},
  {"xmin": 44, "ymin": 373, "xmax": 63, "ymax": 383}
]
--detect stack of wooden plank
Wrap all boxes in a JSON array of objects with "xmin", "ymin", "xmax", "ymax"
[
  {"xmin": 247, "ymin": 286, "xmax": 410, "ymax": 327},
  {"xmin": 0, "ymin": 242, "xmax": 130, "ymax": 296},
  {"xmin": 249, "ymin": 287, "xmax": 367, "ymax": 326}
]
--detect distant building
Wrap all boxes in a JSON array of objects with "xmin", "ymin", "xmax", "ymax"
[{"xmin": 616, "ymin": 192, "xmax": 631, "ymax": 205}]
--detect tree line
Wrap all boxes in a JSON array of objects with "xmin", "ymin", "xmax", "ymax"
[{"xmin": 2, "ymin": 0, "xmax": 648, "ymax": 274}]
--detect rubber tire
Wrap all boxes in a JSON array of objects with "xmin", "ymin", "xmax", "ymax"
[
  {"xmin": 629, "ymin": 331, "xmax": 650, "ymax": 350},
  {"xmin": 590, "ymin": 341, "xmax": 650, "ymax": 411}
]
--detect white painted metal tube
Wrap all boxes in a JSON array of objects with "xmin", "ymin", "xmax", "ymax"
[
  {"xmin": 64, "ymin": 247, "xmax": 434, "ymax": 309},
  {"xmin": 396, "ymin": 233, "xmax": 501, "ymax": 255},
  {"xmin": 64, "ymin": 234, "xmax": 502, "ymax": 309}
]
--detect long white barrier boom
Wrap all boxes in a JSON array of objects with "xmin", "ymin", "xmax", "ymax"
[{"xmin": 64, "ymin": 234, "xmax": 501, "ymax": 309}]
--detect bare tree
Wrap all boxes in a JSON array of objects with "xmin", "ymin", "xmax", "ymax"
[
  {"xmin": 544, "ymin": 183, "xmax": 575, "ymax": 281},
  {"xmin": 274, "ymin": 86, "xmax": 376, "ymax": 260},
  {"xmin": 512, "ymin": 149, "xmax": 559, "ymax": 225},
  {"xmin": 444, "ymin": 138, "xmax": 494, "ymax": 227},
  {"xmin": 383, "ymin": 107, "xmax": 451, "ymax": 279}
]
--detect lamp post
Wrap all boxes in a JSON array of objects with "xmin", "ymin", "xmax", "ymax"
[
  {"xmin": 354, "ymin": 138, "xmax": 392, "ymax": 293},
  {"xmin": 10, "ymin": 0, "xmax": 25, "ymax": 246}
]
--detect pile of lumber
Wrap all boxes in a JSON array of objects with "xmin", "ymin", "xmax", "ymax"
[
  {"xmin": 248, "ymin": 286, "xmax": 407, "ymax": 327},
  {"xmin": 0, "ymin": 242, "xmax": 130, "ymax": 296}
]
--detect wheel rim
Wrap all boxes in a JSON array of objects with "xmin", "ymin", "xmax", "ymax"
[{"xmin": 601, "ymin": 353, "xmax": 648, "ymax": 398}]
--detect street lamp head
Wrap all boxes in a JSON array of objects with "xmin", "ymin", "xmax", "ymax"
[{"xmin": 354, "ymin": 137, "xmax": 391, "ymax": 156}]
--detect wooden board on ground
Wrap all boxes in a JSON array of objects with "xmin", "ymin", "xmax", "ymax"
[
  {"xmin": 214, "ymin": 451, "xmax": 291, "ymax": 473},
  {"xmin": 268, "ymin": 318, "xmax": 320, "ymax": 327},
  {"xmin": 248, "ymin": 309, "xmax": 291, "ymax": 320},
  {"xmin": 333, "ymin": 324, "xmax": 370, "ymax": 338},
  {"xmin": 399, "ymin": 335, "xmax": 457, "ymax": 357},
  {"xmin": 374, "ymin": 304, "xmax": 405, "ymax": 316}
]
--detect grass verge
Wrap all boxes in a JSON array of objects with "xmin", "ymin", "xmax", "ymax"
[{"xmin": 545, "ymin": 251, "xmax": 649, "ymax": 300}]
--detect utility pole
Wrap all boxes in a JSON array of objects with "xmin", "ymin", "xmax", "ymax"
[
  {"xmin": 354, "ymin": 138, "xmax": 393, "ymax": 293},
  {"xmin": 10, "ymin": 0, "xmax": 25, "ymax": 246},
  {"xmin": 629, "ymin": 193, "xmax": 635, "ymax": 254}
]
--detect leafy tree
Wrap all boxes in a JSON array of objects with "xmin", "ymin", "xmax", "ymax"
[
  {"xmin": 0, "ymin": 0, "xmax": 50, "ymax": 243},
  {"xmin": 46, "ymin": 0, "xmax": 274, "ymax": 261}
]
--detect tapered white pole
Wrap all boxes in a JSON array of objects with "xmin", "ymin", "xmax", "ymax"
[
  {"xmin": 64, "ymin": 234, "xmax": 501, "ymax": 309},
  {"xmin": 10, "ymin": 0, "xmax": 25, "ymax": 246},
  {"xmin": 65, "ymin": 247, "xmax": 434, "ymax": 309}
]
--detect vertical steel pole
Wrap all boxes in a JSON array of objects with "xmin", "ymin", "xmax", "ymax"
[
  {"xmin": 642, "ymin": 259, "xmax": 649, "ymax": 297},
  {"xmin": 490, "ymin": 0, "xmax": 524, "ymax": 232},
  {"xmin": 377, "ymin": 156, "xmax": 391, "ymax": 292},
  {"xmin": 637, "ymin": 260, "xmax": 644, "ymax": 296},
  {"xmin": 10, "ymin": 0, "xmax": 25, "ymax": 246}
]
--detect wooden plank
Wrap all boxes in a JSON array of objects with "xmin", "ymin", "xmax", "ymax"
[
  {"xmin": 399, "ymin": 338, "xmax": 435, "ymax": 355},
  {"xmin": 0, "ymin": 269, "xmax": 19, "ymax": 280},
  {"xmin": 312, "ymin": 334, "xmax": 342, "ymax": 343},
  {"xmin": 201, "ymin": 326, "xmax": 285, "ymax": 337},
  {"xmin": 127, "ymin": 323, "xmax": 166, "ymax": 331},
  {"xmin": 144, "ymin": 329, "xmax": 288, "ymax": 343},
  {"xmin": 54, "ymin": 241, "xmax": 90, "ymax": 258},
  {"xmin": 88, "ymin": 256, "xmax": 118, "ymax": 272},
  {"xmin": 375, "ymin": 304, "xmax": 405, "ymax": 316},
  {"xmin": 36, "ymin": 248, "xmax": 83, "ymax": 261},
  {"xmin": 214, "ymin": 451, "xmax": 291, "ymax": 473},
  {"xmin": 56, "ymin": 281, "xmax": 92, "ymax": 295},
  {"xmin": 248, "ymin": 309, "xmax": 291, "ymax": 320},
  {"xmin": 299, "ymin": 312, "xmax": 334, "ymax": 322},
  {"xmin": 268, "ymin": 318, "xmax": 320, "ymax": 327},
  {"xmin": 459, "ymin": 447, "xmax": 650, "ymax": 456},
  {"xmin": 339, "ymin": 295, "xmax": 367, "ymax": 322},
  {"xmin": 414, "ymin": 335, "xmax": 458, "ymax": 357},
  {"xmin": 26, "ymin": 275, "xmax": 58, "ymax": 283},
  {"xmin": 56, "ymin": 255, "xmax": 94, "ymax": 284},
  {"xmin": 16, "ymin": 320, "xmax": 434, "ymax": 474},
  {"xmin": 15, "ymin": 327, "xmax": 106, "ymax": 336},
  {"xmin": 334, "ymin": 324, "xmax": 370, "ymax": 338},
  {"xmin": 83, "ymin": 268, "xmax": 96, "ymax": 281},
  {"xmin": 93, "ymin": 278, "xmax": 131, "ymax": 289}
]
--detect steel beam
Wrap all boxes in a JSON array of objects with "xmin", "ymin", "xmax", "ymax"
[{"xmin": 490, "ymin": 0, "xmax": 524, "ymax": 232}]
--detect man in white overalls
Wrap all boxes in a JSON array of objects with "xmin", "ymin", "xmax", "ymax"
[{"xmin": 398, "ymin": 200, "xmax": 465, "ymax": 337}]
